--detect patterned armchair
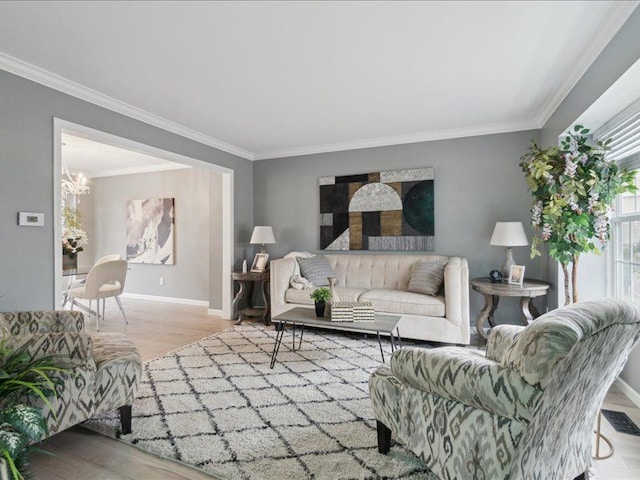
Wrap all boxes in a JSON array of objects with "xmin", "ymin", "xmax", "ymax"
[
  {"xmin": 369, "ymin": 299, "xmax": 640, "ymax": 480},
  {"xmin": 0, "ymin": 311, "xmax": 142, "ymax": 436}
]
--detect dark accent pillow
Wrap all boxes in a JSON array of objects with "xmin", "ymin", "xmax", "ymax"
[
  {"xmin": 407, "ymin": 258, "xmax": 449, "ymax": 295},
  {"xmin": 296, "ymin": 255, "xmax": 335, "ymax": 287}
]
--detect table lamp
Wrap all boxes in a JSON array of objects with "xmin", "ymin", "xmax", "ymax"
[
  {"xmin": 250, "ymin": 226, "xmax": 276, "ymax": 253},
  {"xmin": 490, "ymin": 222, "xmax": 528, "ymax": 277}
]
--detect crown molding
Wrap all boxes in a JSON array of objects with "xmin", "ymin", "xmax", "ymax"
[
  {"xmin": 253, "ymin": 121, "xmax": 538, "ymax": 160},
  {"xmin": 534, "ymin": 2, "xmax": 639, "ymax": 128},
  {"xmin": 0, "ymin": 52, "xmax": 255, "ymax": 160}
]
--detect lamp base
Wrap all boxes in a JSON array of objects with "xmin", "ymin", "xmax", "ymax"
[{"xmin": 501, "ymin": 247, "xmax": 515, "ymax": 278}]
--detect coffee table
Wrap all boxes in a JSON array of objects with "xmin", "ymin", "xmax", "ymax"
[{"xmin": 270, "ymin": 307, "xmax": 401, "ymax": 368}]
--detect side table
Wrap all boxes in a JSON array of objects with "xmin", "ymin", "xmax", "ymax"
[
  {"xmin": 471, "ymin": 277, "xmax": 550, "ymax": 338},
  {"xmin": 232, "ymin": 271, "xmax": 271, "ymax": 325}
]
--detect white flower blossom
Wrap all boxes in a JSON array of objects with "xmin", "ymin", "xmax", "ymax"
[
  {"xmin": 567, "ymin": 195, "xmax": 582, "ymax": 214},
  {"xmin": 594, "ymin": 215, "xmax": 609, "ymax": 244},
  {"xmin": 542, "ymin": 223, "xmax": 552, "ymax": 241},
  {"xmin": 588, "ymin": 191, "xmax": 600, "ymax": 214},
  {"xmin": 531, "ymin": 200, "xmax": 543, "ymax": 227},
  {"xmin": 564, "ymin": 153, "xmax": 577, "ymax": 177}
]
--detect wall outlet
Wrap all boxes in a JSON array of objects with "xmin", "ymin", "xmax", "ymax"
[{"xmin": 160, "ymin": 277, "xmax": 164, "ymax": 286}]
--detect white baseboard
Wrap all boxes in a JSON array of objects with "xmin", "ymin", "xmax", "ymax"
[
  {"xmin": 613, "ymin": 377, "xmax": 640, "ymax": 408},
  {"xmin": 121, "ymin": 293, "xmax": 209, "ymax": 307},
  {"xmin": 207, "ymin": 308, "xmax": 225, "ymax": 317}
]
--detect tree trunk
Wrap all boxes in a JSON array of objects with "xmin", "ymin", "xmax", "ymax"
[
  {"xmin": 571, "ymin": 255, "xmax": 579, "ymax": 304},
  {"xmin": 561, "ymin": 262, "xmax": 571, "ymax": 305}
]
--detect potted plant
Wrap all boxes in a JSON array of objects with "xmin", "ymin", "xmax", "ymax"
[
  {"xmin": 520, "ymin": 125, "xmax": 637, "ymax": 305},
  {"xmin": 310, "ymin": 287, "xmax": 332, "ymax": 317},
  {"xmin": 61, "ymin": 206, "xmax": 88, "ymax": 270},
  {"xmin": 0, "ymin": 339, "xmax": 64, "ymax": 480}
]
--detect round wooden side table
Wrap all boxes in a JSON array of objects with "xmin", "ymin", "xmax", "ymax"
[
  {"xmin": 232, "ymin": 271, "xmax": 271, "ymax": 325},
  {"xmin": 471, "ymin": 277, "xmax": 550, "ymax": 338}
]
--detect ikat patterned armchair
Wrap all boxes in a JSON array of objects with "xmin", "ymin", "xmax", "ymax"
[
  {"xmin": 369, "ymin": 299, "xmax": 640, "ymax": 480},
  {"xmin": 0, "ymin": 311, "xmax": 142, "ymax": 436}
]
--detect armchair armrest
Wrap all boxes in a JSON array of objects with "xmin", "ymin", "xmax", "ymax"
[
  {"xmin": 1, "ymin": 311, "xmax": 85, "ymax": 335},
  {"xmin": 6, "ymin": 332, "xmax": 95, "ymax": 370},
  {"xmin": 390, "ymin": 347, "xmax": 541, "ymax": 422},
  {"xmin": 486, "ymin": 325, "xmax": 525, "ymax": 362}
]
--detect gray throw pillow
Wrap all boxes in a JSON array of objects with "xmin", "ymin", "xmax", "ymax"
[
  {"xmin": 297, "ymin": 255, "xmax": 335, "ymax": 287},
  {"xmin": 407, "ymin": 258, "xmax": 449, "ymax": 295}
]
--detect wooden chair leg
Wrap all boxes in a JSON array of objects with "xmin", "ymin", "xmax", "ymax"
[
  {"xmin": 377, "ymin": 420, "xmax": 392, "ymax": 454},
  {"xmin": 119, "ymin": 405, "xmax": 132, "ymax": 434}
]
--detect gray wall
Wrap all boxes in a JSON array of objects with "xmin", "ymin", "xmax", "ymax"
[
  {"xmin": 253, "ymin": 130, "xmax": 545, "ymax": 325},
  {"xmin": 541, "ymin": 8, "xmax": 640, "ymax": 394},
  {"xmin": 84, "ymin": 168, "xmax": 215, "ymax": 301},
  {"xmin": 0, "ymin": 69, "xmax": 253, "ymax": 311}
]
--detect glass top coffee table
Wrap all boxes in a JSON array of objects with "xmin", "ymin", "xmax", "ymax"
[{"xmin": 270, "ymin": 307, "xmax": 401, "ymax": 368}]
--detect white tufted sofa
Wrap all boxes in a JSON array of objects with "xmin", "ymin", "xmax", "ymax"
[{"xmin": 270, "ymin": 253, "xmax": 470, "ymax": 344}]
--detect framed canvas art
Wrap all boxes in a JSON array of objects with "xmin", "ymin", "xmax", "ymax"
[
  {"xmin": 126, "ymin": 198, "xmax": 175, "ymax": 264},
  {"xmin": 319, "ymin": 168, "xmax": 434, "ymax": 251}
]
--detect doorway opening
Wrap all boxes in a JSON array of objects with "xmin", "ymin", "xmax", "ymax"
[{"xmin": 53, "ymin": 118, "xmax": 234, "ymax": 319}]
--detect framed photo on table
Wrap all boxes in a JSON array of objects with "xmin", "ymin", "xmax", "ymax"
[
  {"xmin": 251, "ymin": 253, "xmax": 269, "ymax": 273},
  {"xmin": 508, "ymin": 265, "xmax": 525, "ymax": 286}
]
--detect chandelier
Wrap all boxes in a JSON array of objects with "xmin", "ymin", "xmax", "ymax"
[{"xmin": 61, "ymin": 153, "xmax": 90, "ymax": 204}]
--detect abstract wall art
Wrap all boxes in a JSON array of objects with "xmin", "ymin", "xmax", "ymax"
[
  {"xmin": 319, "ymin": 168, "xmax": 434, "ymax": 251},
  {"xmin": 126, "ymin": 198, "xmax": 175, "ymax": 264}
]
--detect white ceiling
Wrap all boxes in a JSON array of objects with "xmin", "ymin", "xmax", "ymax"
[
  {"xmin": 62, "ymin": 133, "xmax": 189, "ymax": 178},
  {"xmin": 1, "ymin": 1, "xmax": 638, "ymax": 160}
]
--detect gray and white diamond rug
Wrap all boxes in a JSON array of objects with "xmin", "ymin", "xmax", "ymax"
[{"xmin": 84, "ymin": 324, "xmax": 437, "ymax": 479}]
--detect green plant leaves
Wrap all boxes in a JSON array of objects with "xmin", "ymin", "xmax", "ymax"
[
  {"xmin": 0, "ymin": 406, "xmax": 46, "ymax": 444},
  {"xmin": 519, "ymin": 126, "xmax": 636, "ymax": 268}
]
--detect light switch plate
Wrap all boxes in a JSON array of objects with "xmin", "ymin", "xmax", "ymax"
[{"xmin": 18, "ymin": 212, "xmax": 44, "ymax": 227}]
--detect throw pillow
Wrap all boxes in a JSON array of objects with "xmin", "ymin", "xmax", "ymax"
[
  {"xmin": 297, "ymin": 255, "xmax": 335, "ymax": 287},
  {"xmin": 408, "ymin": 258, "xmax": 449, "ymax": 296}
]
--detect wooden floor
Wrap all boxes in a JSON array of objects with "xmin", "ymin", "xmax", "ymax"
[{"xmin": 28, "ymin": 298, "xmax": 640, "ymax": 479}]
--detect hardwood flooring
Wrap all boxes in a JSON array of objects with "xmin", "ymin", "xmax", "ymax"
[{"xmin": 27, "ymin": 298, "xmax": 640, "ymax": 479}]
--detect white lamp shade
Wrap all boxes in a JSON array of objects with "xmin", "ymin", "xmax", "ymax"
[
  {"xmin": 490, "ymin": 222, "xmax": 528, "ymax": 246},
  {"xmin": 250, "ymin": 226, "xmax": 276, "ymax": 245}
]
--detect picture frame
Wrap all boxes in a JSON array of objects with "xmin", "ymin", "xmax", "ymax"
[
  {"xmin": 251, "ymin": 252, "xmax": 269, "ymax": 273},
  {"xmin": 508, "ymin": 265, "xmax": 525, "ymax": 286}
]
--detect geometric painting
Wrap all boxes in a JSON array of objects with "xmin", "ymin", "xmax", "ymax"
[
  {"xmin": 126, "ymin": 198, "xmax": 175, "ymax": 264},
  {"xmin": 319, "ymin": 168, "xmax": 434, "ymax": 251}
]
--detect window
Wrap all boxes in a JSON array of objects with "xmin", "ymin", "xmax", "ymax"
[
  {"xmin": 611, "ymin": 170, "xmax": 640, "ymax": 302},
  {"xmin": 601, "ymin": 97, "xmax": 640, "ymax": 301}
]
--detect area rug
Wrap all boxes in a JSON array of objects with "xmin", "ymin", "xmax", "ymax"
[{"xmin": 84, "ymin": 324, "xmax": 436, "ymax": 479}]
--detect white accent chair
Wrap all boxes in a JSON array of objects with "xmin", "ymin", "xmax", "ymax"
[
  {"xmin": 68, "ymin": 259, "xmax": 128, "ymax": 330},
  {"xmin": 62, "ymin": 254, "xmax": 124, "ymax": 308}
]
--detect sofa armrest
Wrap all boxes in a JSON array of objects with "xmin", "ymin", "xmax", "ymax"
[
  {"xmin": 486, "ymin": 325, "xmax": 525, "ymax": 362},
  {"xmin": 1, "ymin": 311, "xmax": 85, "ymax": 335},
  {"xmin": 390, "ymin": 347, "xmax": 541, "ymax": 422},
  {"xmin": 270, "ymin": 257, "xmax": 298, "ymax": 316},
  {"xmin": 443, "ymin": 257, "xmax": 469, "ymax": 340}
]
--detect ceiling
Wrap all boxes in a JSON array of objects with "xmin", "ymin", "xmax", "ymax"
[
  {"xmin": 1, "ymin": 1, "xmax": 638, "ymax": 160},
  {"xmin": 62, "ymin": 133, "xmax": 189, "ymax": 178}
]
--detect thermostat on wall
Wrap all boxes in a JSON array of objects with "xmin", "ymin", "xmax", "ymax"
[{"xmin": 18, "ymin": 212, "xmax": 44, "ymax": 227}]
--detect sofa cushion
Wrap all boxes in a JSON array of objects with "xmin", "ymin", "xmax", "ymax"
[
  {"xmin": 408, "ymin": 258, "xmax": 448, "ymax": 295},
  {"xmin": 360, "ymin": 289, "xmax": 445, "ymax": 317},
  {"xmin": 333, "ymin": 287, "xmax": 368, "ymax": 303},
  {"xmin": 297, "ymin": 255, "xmax": 335, "ymax": 287},
  {"xmin": 285, "ymin": 288, "xmax": 315, "ymax": 305}
]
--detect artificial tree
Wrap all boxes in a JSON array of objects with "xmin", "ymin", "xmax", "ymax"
[{"xmin": 520, "ymin": 125, "xmax": 636, "ymax": 305}]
